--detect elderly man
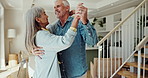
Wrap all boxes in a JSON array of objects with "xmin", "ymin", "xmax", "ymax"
[{"xmin": 33, "ymin": 0, "xmax": 98, "ymax": 78}]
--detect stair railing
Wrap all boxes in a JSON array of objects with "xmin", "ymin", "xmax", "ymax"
[
  {"xmin": 111, "ymin": 36, "xmax": 148, "ymax": 78},
  {"xmin": 136, "ymin": 36, "xmax": 148, "ymax": 78},
  {"xmin": 97, "ymin": 0, "xmax": 148, "ymax": 78}
]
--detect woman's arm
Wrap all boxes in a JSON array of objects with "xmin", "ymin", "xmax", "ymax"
[
  {"xmin": 35, "ymin": 15, "xmax": 80, "ymax": 53},
  {"xmin": 36, "ymin": 29, "xmax": 75, "ymax": 52}
]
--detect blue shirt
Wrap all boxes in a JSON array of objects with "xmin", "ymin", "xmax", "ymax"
[{"xmin": 47, "ymin": 16, "xmax": 98, "ymax": 78}]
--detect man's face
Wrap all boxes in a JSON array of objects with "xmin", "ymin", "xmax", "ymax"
[{"xmin": 54, "ymin": 0, "xmax": 69, "ymax": 18}]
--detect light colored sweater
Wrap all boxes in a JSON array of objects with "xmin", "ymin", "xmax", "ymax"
[{"xmin": 33, "ymin": 29, "xmax": 77, "ymax": 78}]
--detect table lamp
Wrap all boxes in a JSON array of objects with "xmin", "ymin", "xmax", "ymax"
[
  {"xmin": 8, "ymin": 29, "xmax": 18, "ymax": 67},
  {"xmin": 7, "ymin": 29, "xmax": 16, "ymax": 54}
]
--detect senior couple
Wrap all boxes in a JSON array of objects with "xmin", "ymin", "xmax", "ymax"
[{"xmin": 25, "ymin": 0, "xmax": 98, "ymax": 78}]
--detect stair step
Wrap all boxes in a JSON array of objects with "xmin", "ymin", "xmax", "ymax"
[
  {"xmin": 142, "ymin": 46, "xmax": 148, "ymax": 48},
  {"xmin": 117, "ymin": 70, "xmax": 142, "ymax": 78},
  {"xmin": 125, "ymin": 62, "xmax": 148, "ymax": 71},
  {"xmin": 134, "ymin": 53, "xmax": 148, "ymax": 58}
]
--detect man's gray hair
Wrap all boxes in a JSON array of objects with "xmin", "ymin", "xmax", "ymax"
[
  {"xmin": 55, "ymin": 0, "xmax": 70, "ymax": 6},
  {"xmin": 63, "ymin": 0, "xmax": 70, "ymax": 6}
]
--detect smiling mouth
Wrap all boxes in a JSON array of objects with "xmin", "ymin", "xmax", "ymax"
[{"xmin": 55, "ymin": 11, "xmax": 60, "ymax": 15}]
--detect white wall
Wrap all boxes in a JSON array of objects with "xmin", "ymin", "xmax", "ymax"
[
  {"xmin": 4, "ymin": 9, "xmax": 25, "ymax": 63},
  {"xmin": 4, "ymin": 9, "xmax": 57, "ymax": 63}
]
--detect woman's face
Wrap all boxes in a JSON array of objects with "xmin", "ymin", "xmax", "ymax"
[{"xmin": 36, "ymin": 11, "xmax": 49, "ymax": 27}]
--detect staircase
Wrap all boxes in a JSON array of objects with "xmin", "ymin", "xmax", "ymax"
[
  {"xmin": 97, "ymin": 0, "xmax": 148, "ymax": 78},
  {"xmin": 118, "ymin": 52, "xmax": 148, "ymax": 78}
]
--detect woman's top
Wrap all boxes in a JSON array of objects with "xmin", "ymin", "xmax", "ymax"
[{"xmin": 33, "ymin": 29, "xmax": 77, "ymax": 78}]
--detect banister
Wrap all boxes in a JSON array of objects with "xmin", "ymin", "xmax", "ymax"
[
  {"xmin": 110, "ymin": 36, "xmax": 148, "ymax": 77},
  {"xmin": 136, "ymin": 36, "xmax": 148, "ymax": 51},
  {"xmin": 97, "ymin": 0, "xmax": 146, "ymax": 46}
]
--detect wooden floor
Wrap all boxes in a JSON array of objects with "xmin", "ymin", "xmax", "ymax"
[
  {"xmin": 87, "ymin": 70, "xmax": 120, "ymax": 78},
  {"xmin": 87, "ymin": 70, "xmax": 91, "ymax": 78},
  {"xmin": 6, "ymin": 68, "xmax": 28, "ymax": 78}
]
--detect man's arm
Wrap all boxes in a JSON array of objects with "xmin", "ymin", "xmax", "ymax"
[
  {"xmin": 76, "ymin": 3, "xmax": 98, "ymax": 45},
  {"xmin": 79, "ymin": 21, "xmax": 98, "ymax": 45}
]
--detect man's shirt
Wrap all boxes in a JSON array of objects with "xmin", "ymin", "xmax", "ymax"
[{"xmin": 47, "ymin": 16, "xmax": 98, "ymax": 78}]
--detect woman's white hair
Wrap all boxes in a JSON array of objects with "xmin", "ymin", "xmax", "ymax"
[{"xmin": 25, "ymin": 6, "xmax": 44, "ymax": 52}]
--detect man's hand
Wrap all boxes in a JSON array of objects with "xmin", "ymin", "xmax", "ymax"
[
  {"xmin": 76, "ymin": 3, "xmax": 88, "ymax": 25},
  {"xmin": 31, "ymin": 47, "xmax": 45, "ymax": 56}
]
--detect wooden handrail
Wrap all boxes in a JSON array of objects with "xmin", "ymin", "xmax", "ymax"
[{"xmin": 97, "ymin": 0, "xmax": 147, "ymax": 46}]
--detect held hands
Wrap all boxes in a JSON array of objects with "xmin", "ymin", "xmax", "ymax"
[
  {"xmin": 75, "ymin": 3, "xmax": 88, "ymax": 25},
  {"xmin": 71, "ymin": 3, "xmax": 88, "ymax": 28},
  {"xmin": 70, "ymin": 3, "xmax": 88, "ymax": 25}
]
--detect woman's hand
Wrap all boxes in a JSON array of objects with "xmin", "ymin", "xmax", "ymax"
[
  {"xmin": 31, "ymin": 47, "xmax": 45, "ymax": 56},
  {"xmin": 71, "ymin": 11, "xmax": 80, "ymax": 29}
]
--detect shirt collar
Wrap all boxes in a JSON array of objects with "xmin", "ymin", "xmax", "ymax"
[{"xmin": 57, "ymin": 16, "xmax": 73, "ymax": 26}]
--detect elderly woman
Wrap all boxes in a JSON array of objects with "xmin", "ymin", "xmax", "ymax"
[{"xmin": 25, "ymin": 6, "xmax": 80, "ymax": 78}]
